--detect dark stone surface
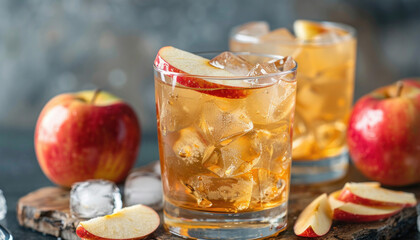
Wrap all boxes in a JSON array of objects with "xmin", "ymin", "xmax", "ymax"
[
  {"xmin": 0, "ymin": 128, "xmax": 158, "ymax": 240},
  {"xmin": 3, "ymin": 128, "xmax": 420, "ymax": 239}
]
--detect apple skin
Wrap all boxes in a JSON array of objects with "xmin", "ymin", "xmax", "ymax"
[
  {"xmin": 35, "ymin": 90, "xmax": 141, "ymax": 187},
  {"xmin": 154, "ymin": 46, "xmax": 250, "ymax": 99},
  {"xmin": 329, "ymin": 191, "xmax": 402, "ymax": 222},
  {"xmin": 332, "ymin": 208, "xmax": 401, "ymax": 223},
  {"xmin": 296, "ymin": 227, "xmax": 319, "ymax": 238},
  {"xmin": 338, "ymin": 187, "xmax": 416, "ymax": 208},
  {"xmin": 347, "ymin": 79, "xmax": 420, "ymax": 186},
  {"xmin": 76, "ymin": 226, "xmax": 146, "ymax": 240}
]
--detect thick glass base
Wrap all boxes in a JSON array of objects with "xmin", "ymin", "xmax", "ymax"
[
  {"xmin": 163, "ymin": 201, "xmax": 288, "ymax": 240},
  {"xmin": 291, "ymin": 150, "xmax": 349, "ymax": 184}
]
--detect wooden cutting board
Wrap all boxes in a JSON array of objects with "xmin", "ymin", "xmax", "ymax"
[{"xmin": 17, "ymin": 165, "xmax": 420, "ymax": 240}]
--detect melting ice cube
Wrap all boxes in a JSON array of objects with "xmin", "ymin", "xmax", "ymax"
[
  {"xmin": 204, "ymin": 133, "xmax": 262, "ymax": 177},
  {"xmin": 172, "ymin": 127, "xmax": 207, "ymax": 165},
  {"xmin": 186, "ymin": 174, "xmax": 254, "ymax": 212},
  {"xmin": 209, "ymin": 51, "xmax": 253, "ymax": 76},
  {"xmin": 198, "ymin": 101, "xmax": 253, "ymax": 146},
  {"xmin": 70, "ymin": 180, "xmax": 122, "ymax": 219},
  {"xmin": 251, "ymin": 169, "xmax": 287, "ymax": 207},
  {"xmin": 124, "ymin": 171, "xmax": 163, "ymax": 210},
  {"xmin": 0, "ymin": 189, "xmax": 6, "ymax": 220}
]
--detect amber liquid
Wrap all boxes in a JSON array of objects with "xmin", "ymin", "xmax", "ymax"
[
  {"xmin": 230, "ymin": 30, "xmax": 356, "ymax": 160},
  {"xmin": 155, "ymin": 76, "xmax": 296, "ymax": 213}
]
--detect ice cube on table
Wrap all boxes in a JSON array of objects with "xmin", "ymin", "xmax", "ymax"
[
  {"xmin": 186, "ymin": 174, "xmax": 254, "ymax": 211},
  {"xmin": 70, "ymin": 180, "xmax": 122, "ymax": 219},
  {"xmin": 124, "ymin": 171, "xmax": 163, "ymax": 210},
  {"xmin": 0, "ymin": 190, "xmax": 6, "ymax": 220},
  {"xmin": 209, "ymin": 51, "xmax": 253, "ymax": 76},
  {"xmin": 198, "ymin": 101, "xmax": 253, "ymax": 146}
]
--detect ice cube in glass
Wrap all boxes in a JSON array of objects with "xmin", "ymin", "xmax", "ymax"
[{"xmin": 209, "ymin": 51, "xmax": 253, "ymax": 76}]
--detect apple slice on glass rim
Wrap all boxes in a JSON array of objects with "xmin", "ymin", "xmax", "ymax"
[
  {"xmin": 337, "ymin": 182, "xmax": 417, "ymax": 207},
  {"xmin": 154, "ymin": 46, "xmax": 293, "ymax": 99},
  {"xmin": 328, "ymin": 190, "xmax": 403, "ymax": 222},
  {"xmin": 293, "ymin": 193, "xmax": 332, "ymax": 237},
  {"xmin": 76, "ymin": 204, "xmax": 160, "ymax": 240}
]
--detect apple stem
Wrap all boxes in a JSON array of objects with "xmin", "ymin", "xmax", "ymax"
[
  {"xmin": 395, "ymin": 81, "xmax": 403, "ymax": 97},
  {"xmin": 91, "ymin": 89, "xmax": 101, "ymax": 104}
]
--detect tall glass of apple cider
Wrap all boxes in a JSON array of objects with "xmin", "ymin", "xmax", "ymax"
[
  {"xmin": 230, "ymin": 20, "xmax": 357, "ymax": 184},
  {"xmin": 154, "ymin": 47, "xmax": 297, "ymax": 239}
]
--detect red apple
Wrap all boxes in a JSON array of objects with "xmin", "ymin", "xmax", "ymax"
[
  {"xmin": 294, "ymin": 194, "xmax": 332, "ymax": 237},
  {"xmin": 76, "ymin": 204, "xmax": 160, "ymax": 240},
  {"xmin": 338, "ymin": 182, "xmax": 416, "ymax": 207},
  {"xmin": 329, "ymin": 191, "xmax": 402, "ymax": 222},
  {"xmin": 347, "ymin": 79, "xmax": 420, "ymax": 186},
  {"xmin": 35, "ymin": 90, "xmax": 141, "ymax": 187},
  {"xmin": 154, "ymin": 46, "xmax": 251, "ymax": 99}
]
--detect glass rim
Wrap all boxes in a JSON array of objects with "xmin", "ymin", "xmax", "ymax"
[
  {"xmin": 153, "ymin": 51, "xmax": 297, "ymax": 82},
  {"xmin": 230, "ymin": 21, "xmax": 356, "ymax": 46}
]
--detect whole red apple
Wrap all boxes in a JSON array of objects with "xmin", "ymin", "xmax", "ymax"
[
  {"xmin": 35, "ymin": 90, "xmax": 141, "ymax": 187},
  {"xmin": 347, "ymin": 79, "xmax": 420, "ymax": 186}
]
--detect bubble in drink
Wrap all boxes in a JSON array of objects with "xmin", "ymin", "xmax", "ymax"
[
  {"xmin": 209, "ymin": 51, "xmax": 253, "ymax": 76},
  {"xmin": 0, "ymin": 190, "xmax": 6, "ymax": 220},
  {"xmin": 70, "ymin": 180, "xmax": 122, "ymax": 219},
  {"xmin": 124, "ymin": 171, "xmax": 163, "ymax": 210}
]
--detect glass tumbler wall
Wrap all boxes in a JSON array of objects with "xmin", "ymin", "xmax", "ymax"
[
  {"xmin": 154, "ymin": 53, "xmax": 297, "ymax": 239},
  {"xmin": 230, "ymin": 22, "xmax": 357, "ymax": 183}
]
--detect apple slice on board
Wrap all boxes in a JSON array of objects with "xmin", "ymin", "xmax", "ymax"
[
  {"xmin": 294, "ymin": 193, "xmax": 332, "ymax": 237},
  {"xmin": 329, "ymin": 191, "xmax": 402, "ymax": 222},
  {"xmin": 338, "ymin": 182, "xmax": 417, "ymax": 207},
  {"xmin": 76, "ymin": 204, "xmax": 160, "ymax": 240},
  {"xmin": 154, "ymin": 46, "xmax": 252, "ymax": 99}
]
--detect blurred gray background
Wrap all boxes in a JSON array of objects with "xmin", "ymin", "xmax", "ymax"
[{"xmin": 1, "ymin": 0, "xmax": 420, "ymax": 165}]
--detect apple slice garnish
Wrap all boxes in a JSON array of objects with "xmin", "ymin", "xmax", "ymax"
[
  {"xmin": 294, "ymin": 193, "xmax": 332, "ymax": 237},
  {"xmin": 329, "ymin": 190, "xmax": 403, "ymax": 222},
  {"xmin": 76, "ymin": 204, "xmax": 160, "ymax": 240},
  {"xmin": 338, "ymin": 182, "xmax": 417, "ymax": 207},
  {"xmin": 294, "ymin": 20, "xmax": 328, "ymax": 40},
  {"xmin": 154, "ymin": 46, "xmax": 251, "ymax": 99}
]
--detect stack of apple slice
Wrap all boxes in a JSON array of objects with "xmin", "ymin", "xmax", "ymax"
[{"xmin": 294, "ymin": 182, "xmax": 417, "ymax": 237}]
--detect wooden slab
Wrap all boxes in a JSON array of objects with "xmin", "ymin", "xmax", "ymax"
[{"xmin": 17, "ymin": 165, "xmax": 420, "ymax": 240}]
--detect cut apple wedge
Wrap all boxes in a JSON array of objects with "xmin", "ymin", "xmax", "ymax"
[
  {"xmin": 154, "ymin": 46, "xmax": 252, "ymax": 99},
  {"xmin": 294, "ymin": 193, "xmax": 332, "ymax": 237},
  {"xmin": 293, "ymin": 20, "xmax": 347, "ymax": 41},
  {"xmin": 329, "ymin": 191, "xmax": 402, "ymax": 222},
  {"xmin": 294, "ymin": 20, "xmax": 328, "ymax": 40},
  {"xmin": 76, "ymin": 204, "xmax": 160, "ymax": 240},
  {"xmin": 338, "ymin": 182, "xmax": 417, "ymax": 207}
]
